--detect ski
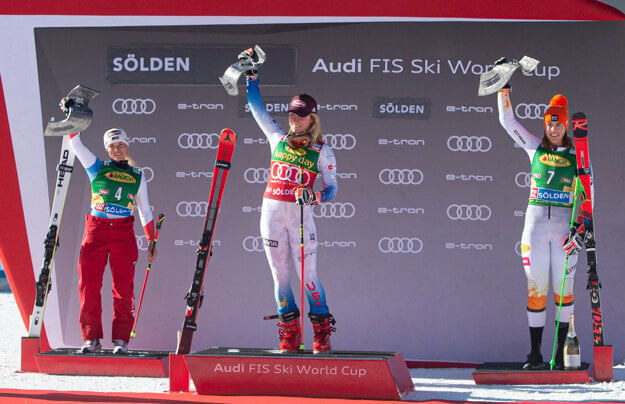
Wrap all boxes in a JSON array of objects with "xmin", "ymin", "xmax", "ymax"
[
  {"xmin": 28, "ymin": 85, "xmax": 99, "ymax": 338},
  {"xmin": 572, "ymin": 112, "xmax": 605, "ymax": 347},
  {"xmin": 28, "ymin": 136, "xmax": 76, "ymax": 337},
  {"xmin": 175, "ymin": 128, "xmax": 237, "ymax": 355}
]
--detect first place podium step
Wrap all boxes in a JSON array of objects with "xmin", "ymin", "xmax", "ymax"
[{"xmin": 178, "ymin": 347, "xmax": 414, "ymax": 400}]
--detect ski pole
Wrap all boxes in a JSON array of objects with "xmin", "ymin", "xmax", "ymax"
[
  {"xmin": 131, "ymin": 213, "xmax": 166, "ymax": 338},
  {"xmin": 299, "ymin": 165, "xmax": 306, "ymax": 351},
  {"xmin": 549, "ymin": 181, "xmax": 580, "ymax": 369}
]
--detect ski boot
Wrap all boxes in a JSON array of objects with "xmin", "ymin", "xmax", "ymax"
[
  {"xmin": 523, "ymin": 350, "xmax": 544, "ymax": 370},
  {"xmin": 553, "ymin": 322, "xmax": 568, "ymax": 370},
  {"xmin": 80, "ymin": 339, "xmax": 102, "ymax": 353},
  {"xmin": 277, "ymin": 309, "xmax": 302, "ymax": 353},
  {"xmin": 309, "ymin": 313, "xmax": 336, "ymax": 354},
  {"xmin": 522, "ymin": 326, "xmax": 545, "ymax": 369},
  {"xmin": 113, "ymin": 339, "xmax": 129, "ymax": 355}
]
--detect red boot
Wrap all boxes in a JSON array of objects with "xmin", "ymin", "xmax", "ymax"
[
  {"xmin": 309, "ymin": 313, "xmax": 336, "ymax": 354},
  {"xmin": 278, "ymin": 310, "xmax": 302, "ymax": 353}
]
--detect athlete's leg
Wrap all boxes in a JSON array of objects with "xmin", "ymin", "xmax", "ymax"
[
  {"xmin": 261, "ymin": 202, "xmax": 297, "ymax": 314},
  {"xmin": 522, "ymin": 206, "xmax": 551, "ymax": 328},
  {"xmin": 288, "ymin": 206, "xmax": 328, "ymax": 315},
  {"xmin": 78, "ymin": 216, "xmax": 108, "ymax": 341},
  {"xmin": 109, "ymin": 218, "xmax": 138, "ymax": 342}
]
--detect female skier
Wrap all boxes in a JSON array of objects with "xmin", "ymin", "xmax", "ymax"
[
  {"xmin": 239, "ymin": 47, "xmax": 338, "ymax": 353},
  {"xmin": 496, "ymin": 76, "xmax": 585, "ymax": 369},
  {"xmin": 69, "ymin": 128, "xmax": 157, "ymax": 354}
]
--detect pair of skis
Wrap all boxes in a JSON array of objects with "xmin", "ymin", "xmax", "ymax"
[{"xmin": 571, "ymin": 112, "xmax": 606, "ymax": 348}]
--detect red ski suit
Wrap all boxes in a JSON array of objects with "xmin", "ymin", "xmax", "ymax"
[{"xmin": 70, "ymin": 134, "xmax": 154, "ymax": 342}]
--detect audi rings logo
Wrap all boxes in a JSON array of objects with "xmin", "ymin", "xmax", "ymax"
[
  {"xmin": 243, "ymin": 236, "xmax": 265, "ymax": 252},
  {"xmin": 135, "ymin": 234, "xmax": 148, "ymax": 251},
  {"xmin": 446, "ymin": 204, "xmax": 492, "ymax": 221},
  {"xmin": 272, "ymin": 162, "xmax": 312, "ymax": 184},
  {"xmin": 379, "ymin": 169, "xmax": 423, "ymax": 185},
  {"xmin": 142, "ymin": 166, "xmax": 154, "ymax": 183},
  {"xmin": 313, "ymin": 202, "xmax": 355, "ymax": 219},
  {"xmin": 515, "ymin": 172, "xmax": 531, "ymax": 188},
  {"xmin": 324, "ymin": 134, "xmax": 356, "ymax": 150},
  {"xmin": 515, "ymin": 103, "xmax": 548, "ymax": 120},
  {"xmin": 178, "ymin": 133, "xmax": 220, "ymax": 149},
  {"xmin": 112, "ymin": 98, "xmax": 156, "ymax": 115},
  {"xmin": 244, "ymin": 168, "xmax": 269, "ymax": 184},
  {"xmin": 378, "ymin": 237, "xmax": 423, "ymax": 254},
  {"xmin": 447, "ymin": 136, "xmax": 492, "ymax": 152},
  {"xmin": 176, "ymin": 201, "xmax": 207, "ymax": 217}
]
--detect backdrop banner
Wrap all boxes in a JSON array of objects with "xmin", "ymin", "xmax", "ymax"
[{"xmin": 35, "ymin": 21, "xmax": 625, "ymax": 362}]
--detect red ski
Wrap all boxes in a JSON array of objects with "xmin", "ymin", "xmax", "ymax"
[
  {"xmin": 572, "ymin": 112, "xmax": 612, "ymax": 381},
  {"xmin": 176, "ymin": 128, "xmax": 237, "ymax": 355}
]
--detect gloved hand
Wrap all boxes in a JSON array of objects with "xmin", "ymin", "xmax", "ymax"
[
  {"xmin": 294, "ymin": 186, "xmax": 321, "ymax": 206},
  {"xmin": 59, "ymin": 96, "xmax": 75, "ymax": 115},
  {"xmin": 562, "ymin": 222, "xmax": 584, "ymax": 256},
  {"xmin": 238, "ymin": 47, "xmax": 261, "ymax": 80},
  {"xmin": 494, "ymin": 57, "xmax": 507, "ymax": 66}
]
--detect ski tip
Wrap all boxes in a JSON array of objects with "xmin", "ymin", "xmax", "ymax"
[{"xmin": 571, "ymin": 112, "xmax": 588, "ymax": 138}]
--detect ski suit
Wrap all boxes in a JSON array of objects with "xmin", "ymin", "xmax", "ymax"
[
  {"xmin": 246, "ymin": 79, "xmax": 338, "ymax": 316},
  {"xmin": 69, "ymin": 133, "xmax": 155, "ymax": 342},
  {"xmin": 497, "ymin": 89, "xmax": 578, "ymax": 328}
]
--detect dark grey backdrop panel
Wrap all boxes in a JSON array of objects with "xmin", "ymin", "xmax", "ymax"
[{"xmin": 35, "ymin": 22, "xmax": 625, "ymax": 362}]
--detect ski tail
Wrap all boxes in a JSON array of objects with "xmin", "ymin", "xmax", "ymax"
[{"xmin": 175, "ymin": 129, "xmax": 237, "ymax": 355}]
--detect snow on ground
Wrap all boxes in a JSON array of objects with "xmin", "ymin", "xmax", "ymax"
[{"xmin": 1, "ymin": 291, "xmax": 624, "ymax": 402}]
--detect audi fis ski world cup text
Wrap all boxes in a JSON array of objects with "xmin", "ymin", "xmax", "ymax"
[
  {"xmin": 311, "ymin": 57, "xmax": 561, "ymax": 80},
  {"xmin": 213, "ymin": 362, "xmax": 368, "ymax": 378}
]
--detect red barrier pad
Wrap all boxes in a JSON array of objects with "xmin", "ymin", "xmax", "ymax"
[
  {"xmin": 34, "ymin": 348, "xmax": 170, "ymax": 377},
  {"xmin": 472, "ymin": 362, "xmax": 591, "ymax": 385},
  {"xmin": 20, "ymin": 337, "xmax": 41, "ymax": 373},
  {"xmin": 593, "ymin": 345, "xmax": 613, "ymax": 382},
  {"xmin": 169, "ymin": 353, "xmax": 190, "ymax": 392},
  {"xmin": 184, "ymin": 347, "xmax": 414, "ymax": 400}
]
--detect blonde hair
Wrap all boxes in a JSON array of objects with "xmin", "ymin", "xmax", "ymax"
[{"xmin": 309, "ymin": 113, "xmax": 324, "ymax": 145}]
